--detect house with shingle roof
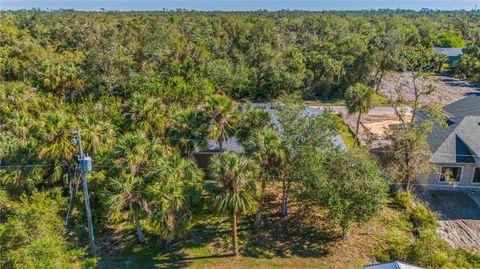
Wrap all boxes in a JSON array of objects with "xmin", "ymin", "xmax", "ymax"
[
  {"xmin": 418, "ymin": 95, "xmax": 480, "ymax": 188},
  {"xmin": 434, "ymin": 47, "xmax": 463, "ymax": 64},
  {"xmin": 194, "ymin": 104, "xmax": 346, "ymax": 170},
  {"xmin": 364, "ymin": 260, "xmax": 423, "ymax": 269}
]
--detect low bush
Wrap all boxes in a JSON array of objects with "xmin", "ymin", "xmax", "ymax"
[
  {"xmin": 377, "ymin": 191, "xmax": 480, "ymax": 268},
  {"xmin": 392, "ymin": 190, "xmax": 414, "ymax": 213},
  {"xmin": 411, "ymin": 203, "xmax": 438, "ymax": 231}
]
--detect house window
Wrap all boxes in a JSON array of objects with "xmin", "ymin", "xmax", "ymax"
[
  {"xmin": 440, "ymin": 167, "xmax": 462, "ymax": 182},
  {"xmin": 473, "ymin": 168, "xmax": 480, "ymax": 183}
]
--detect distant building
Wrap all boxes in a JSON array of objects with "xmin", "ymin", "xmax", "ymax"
[
  {"xmin": 193, "ymin": 104, "xmax": 346, "ymax": 170},
  {"xmin": 364, "ymin": 261, "xmax": 424, "ymax": 269},
  {"xmin": 417, "ymin": 95, "xmax": 480, "ymax": 189},
  {"xmin": 434, "ymin": 47, "xmax": 463, "ymax": 64}
]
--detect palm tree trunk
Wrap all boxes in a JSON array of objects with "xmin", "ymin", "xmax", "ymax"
[
  {"xmin": 219, "ymin": 139, "xmax": 223, "ymax": 151},
  {"xmin": 219, "ymin": 123, "xmax": 225, "ymax": 151},
  {"xmin": 254, "ymin": 177, "xmax": 267, "ymax": 230},
  {"xmin": 353, "ymin": 111, "xmax": 362, "ymax": 148},
  {"xmin": 281, "ymin": 179, "xmax": 291, "ymax": 217},
  {"xmin": 134, "ymin": 211, "xmax": 145, "ymax": 244},
  {"xmin": 165, "ymin": 231, "xmax": 175, "ymax": 248},
  {"xmin": 375, "ymin": 70, "xmax": 384, "ymax": 93},
  {"xmin": 231, "ymin": 211, "xmax": 239, "ymax": 256},
  {"xmin": 341, "ymin": 221, "xmax": 350, "ymax": 239}
]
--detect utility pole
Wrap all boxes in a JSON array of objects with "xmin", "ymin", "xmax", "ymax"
[{"xmin": 72, "ymin": 129, "xmax": 96, "ymax": 256}]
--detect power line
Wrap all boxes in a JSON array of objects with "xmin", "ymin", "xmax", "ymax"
[
  {"xmin": 63, "ymin": 163, "xmax": 79, "ymax": 235},
  {"xmin": 0, "ymin": 148, "xmax": 478, "ymax": 171}
]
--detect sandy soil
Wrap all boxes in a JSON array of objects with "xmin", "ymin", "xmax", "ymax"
[
  {"xmin": 311, "ymin": 106, "xmax": 412, "ymax": 148},
  {"xmin": 314, "ymin": 73, "xmax": 479, "ymax": 148},
  {"xmin": 379, "ymin": 72, "xmax": 480, "ymax": 105}
]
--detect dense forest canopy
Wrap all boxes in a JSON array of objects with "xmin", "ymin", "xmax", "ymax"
[{"xmin": 1, "ymin": 10, "xmax": 479, "ymax": 100}]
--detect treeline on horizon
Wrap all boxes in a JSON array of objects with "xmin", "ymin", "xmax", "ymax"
[{"xmin": 1, "ymin": 10, "xmax": 479, "ymax": 101}]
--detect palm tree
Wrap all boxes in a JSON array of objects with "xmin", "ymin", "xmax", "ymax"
[
  {"xmin": 204, "ymin": 94, "xmax": 238, "ymax": 150},
  {"xmin": 167, "ymin": 108, "xmax": 208, "ymax": 158},
  {"xmin": 35, "ymin": 110, "xmax": 77, "ymax": 162},
  {"xmin": 108, "ymin": 131, "xmax": 157, "ymax": 243},
  {"xmin": 6, "ymin": 112, "xmax": 31, "ymax": 142},
  {"xmin": 208, "ymin": 152, "xmax": 259, "ymax": 256},
  {"xmin": 34, "ymin": 110, "xmax": 78, "ymax": 183},
  {"xmin": 345, "ymin": 83, "xmax": 374, "ymax": 148},
  {"xmin": 433, "ymin": 52, "xmax": 448, "ymax": 72},
  {"xmin": 78, "ymin": 114, "xmax": 117, "ymax": 154},
  {"xmin": 124, "ymin": 93, "xmax": 168, "ymax": 137},
  {"xmin": 244, "ymin": 127, "xmax": 284, "ymax": 229},
  {"xmin": 107, "ymin": 174, "xmax": 147, "ymax": 243},
  {"xmin": 146, "ymin": 153, "xmax": 203, "ymax": 247},
  {"xmin": 236, "ymin": 105, "xmax": 271, "ymax": 143}
]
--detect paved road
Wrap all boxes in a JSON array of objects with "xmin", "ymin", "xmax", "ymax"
[{"xmin": 309, "ymin": 105, "xmax": 412, "ymax": 117}]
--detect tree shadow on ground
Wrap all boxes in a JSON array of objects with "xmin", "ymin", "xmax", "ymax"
[
  {"xmin": 95, "ymin": 191, "xmax": 343, "ymax": 268},
  {"xmin": 95, "ymin": 226, "xmax": 192, "ymax": 269},
  {"xmin": 152, "ymin": 250, "xmax": 190, "ymax": 269},
  {"xmin": 243, "ymin": 192, "xmax": 342, "ymax": 258}
]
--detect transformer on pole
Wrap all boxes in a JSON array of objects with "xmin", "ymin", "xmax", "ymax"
[{"xmin": 72, "ymin": 129, "xmax": 96, "ymax": 256}]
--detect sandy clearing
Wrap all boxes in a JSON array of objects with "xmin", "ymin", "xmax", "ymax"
[{"xmin": 379, "ymin": 72, "xmax": 480, "ymax": 105}]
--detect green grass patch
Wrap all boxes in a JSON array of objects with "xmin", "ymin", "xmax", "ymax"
[
  {"xmin": 306, "ymin": 93, "xmax": 389, "ymax": 107},
  {"xmin": 371, "ymin": 93, "xmax": 390, "ymax": 106},
  {"xmin": 330, "ymin": 114, "xmax": 356, "ymax": 149}
]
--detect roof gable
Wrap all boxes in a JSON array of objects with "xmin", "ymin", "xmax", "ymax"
[
  {"xmin": 430, "ymin": 116, "xmax": 480, "ymax": 163},
  {"xmin": 364, "ymin": 261, "xmax": 423, "ymax": 269},
  {"xmin": 456, "ymin": 116, "xmax": 480, "ymax": 157}
]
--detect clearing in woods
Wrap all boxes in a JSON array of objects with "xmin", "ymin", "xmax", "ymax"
[
  {"xmin": 96, "ymin": 186, "xmax": 407, "ymax": 269},
  {"xmin": 379, "ymin": 72, "xmax": 480, "ymax": 105}
]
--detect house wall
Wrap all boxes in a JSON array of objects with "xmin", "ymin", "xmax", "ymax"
[{"xmin": 417, "ymin": 163, "xmax": 480, "ymax": 191}]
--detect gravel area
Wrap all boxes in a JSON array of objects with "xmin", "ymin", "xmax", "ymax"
[{"xmin": 379, "ymin": 72, "xmax": 480, "ymax": 105}]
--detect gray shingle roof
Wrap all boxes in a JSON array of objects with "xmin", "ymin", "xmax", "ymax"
[
  {"xmin": 201, "ymin": 103, "xmax": 347, "ymax": 153},
  {"xmin": 252, "ymin": 103, "xmax": 346, "ymax": 150},
  {"xmin": 444, "ymin": 95, "xmax": 480, "ymax": 118},
  {"xmin": 364, "ymin": 261, "xmax": 424, "ymax": 269},
  {"xmin": 426, "ymin": 96, "xmax": 480, "ymax": 163},
  {"xmin": 434, "ymin": 47, "xmax": 463, "ymax": 57}
]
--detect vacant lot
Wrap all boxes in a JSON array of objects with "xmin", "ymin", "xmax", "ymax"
[
  {"xmin": 314, "ymin": 72, "xmax": 479, "ymax": 148},
  {"xmin": 96, "ymin": 187, "xmax": 406, "ymax": 269},
  {"xmin": 379, "ymin": 72, "xmax": 480, "ymax": 105}
]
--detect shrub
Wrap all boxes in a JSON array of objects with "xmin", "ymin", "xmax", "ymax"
[
  {"xmin": 392, "ymin": 190, "xmax": 414, "ymax": 213},
  {"xmin": 377, "ymin": 192, "xmax": 480, "ymax": 269},
  {"xmin": 411, "ymin": 203, "xmax": 438, "ymax": 231}
]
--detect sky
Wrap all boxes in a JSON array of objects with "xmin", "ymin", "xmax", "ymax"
[{"xmin": 1, "ymin": 0, "xmax": 479, "ymax": 11}]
